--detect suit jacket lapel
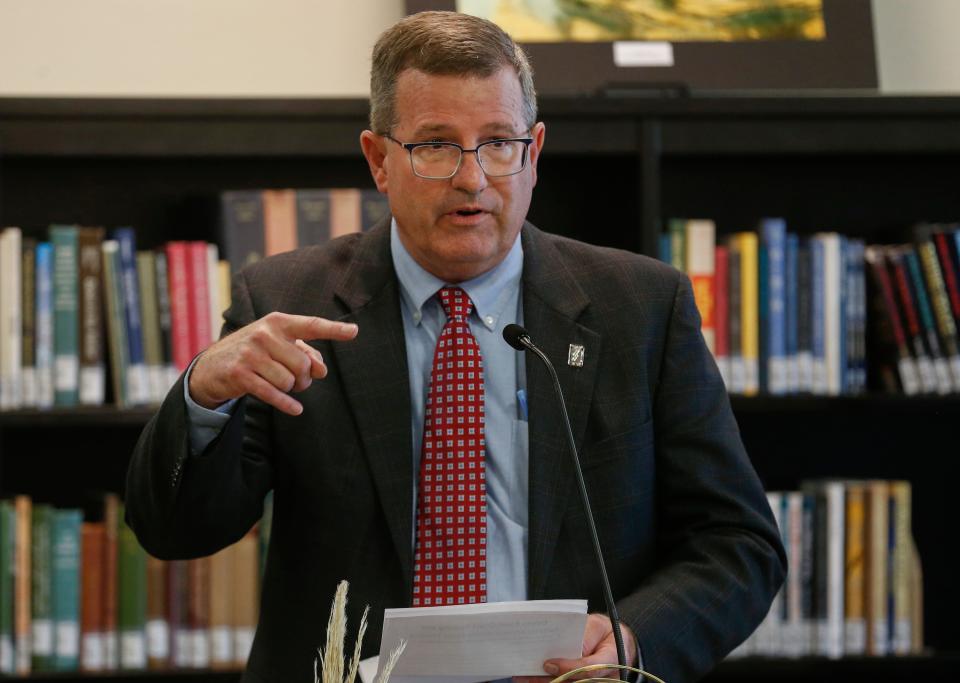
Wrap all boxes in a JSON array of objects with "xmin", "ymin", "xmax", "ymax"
[
  {"xmin": 521, "ymin": 225, "xmax": 601, "ymax": 599},
  {"xmin": 329, "ymin": 220, "xmax": 416, "ymax": 596}
]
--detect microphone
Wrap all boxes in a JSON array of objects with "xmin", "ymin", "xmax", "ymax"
[{"xmin": 502, "ymin": 323, "xmax": 627, "ymax": 679}]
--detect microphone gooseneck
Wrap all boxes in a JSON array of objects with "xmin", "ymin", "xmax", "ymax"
[{"xmin": 502, "ymin": 324, "xmax": 627, "ymax": 679}]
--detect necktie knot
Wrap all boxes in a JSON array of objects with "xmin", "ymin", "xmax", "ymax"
[{"xmin": 438, "ymin": 286, "xmax": 473, "ymax": 321}]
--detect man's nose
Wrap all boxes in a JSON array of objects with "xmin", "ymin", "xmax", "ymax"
[{"xmin": 451, "ymin": 149, "xmax": 488, "ymax": 193}]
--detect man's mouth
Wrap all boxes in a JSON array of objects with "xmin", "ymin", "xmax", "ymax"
[{"xmin": 455, "ymin": 208, "xmax": 484, "ymax": 217}]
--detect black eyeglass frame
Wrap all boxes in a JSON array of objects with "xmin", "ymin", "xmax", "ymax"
[{"xmin": 382, "ymin": 134, "xmax": 535, "ymax": 179}]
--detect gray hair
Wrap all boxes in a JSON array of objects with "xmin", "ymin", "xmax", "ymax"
[{"xmin": 369, "ymin": 11, "xmax": 537, "ymax": 135}]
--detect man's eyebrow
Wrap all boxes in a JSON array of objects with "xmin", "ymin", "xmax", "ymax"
[{"xmin": 409, "ymin": 122, "xmax": 525, "ymax": 139}]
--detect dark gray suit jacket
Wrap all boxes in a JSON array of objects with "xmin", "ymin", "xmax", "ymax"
[{"xmin": 126, "ymin": 220, "xmax": 785, "ymax": 683}]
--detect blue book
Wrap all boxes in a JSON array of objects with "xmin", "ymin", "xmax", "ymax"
[
  {"xmin": 112, "ymin": 228, "xmax": 149, "ymax": 405},
  {"xmin": 785, "ymin": 233, "xmax": 799, "ymax": 393},
  {"xmin": 658, "ymin": 232, "xmax": 671, "ymax": 264},
  {"xmin": 35, "ymin": 242, "xmax": 55, "ymax": 409},
  {"xmin": 811, "ymin": 237, "xmax": 826, "ymax": 393},
  {"xmin": 760, "ymin": 218, "xmax": 788, "ymax": 394},
  {"xmin": 51, "ymin": 509, "xmax": 82, "ymax": 671}
]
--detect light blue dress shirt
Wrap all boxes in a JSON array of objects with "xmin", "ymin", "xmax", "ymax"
[{"xmin": 185, "ymin": 221, "xmax": 529, "ymax": 603}]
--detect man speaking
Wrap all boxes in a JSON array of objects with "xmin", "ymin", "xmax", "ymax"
[{"xmin": 125, "ymin": 11, "xmax": 785, "ymax": 683}]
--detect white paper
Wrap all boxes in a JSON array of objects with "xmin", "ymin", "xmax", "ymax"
[
  {"xmin": 612, "ymin": 42, "xmax": 674, "ymax": 67},
  {"xmin": 373, "ymin": 600, "xmax": 587, "ymax": 683}
]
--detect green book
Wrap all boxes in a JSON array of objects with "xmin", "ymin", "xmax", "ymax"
[
  {"xmin": 51, "ymin": 509, "xmax": 81, "ymax": 671},
  {"xmin": 0, "ymin": 501, "xmax": 15, "ymax": 674},
  {"xmin": 30, "ymin": 505, "xmax": 55, "ymax": 670},
  {"xmin": 101, "ymin": 241, "xmax": 130, "ymax": 407},
  {"xmin": 50, "ymin": 225, "xmax": 80, "ymax": 406},
  {"xmin": 117, "ymin": 505, "xmax": 146, "ymax": 670}
]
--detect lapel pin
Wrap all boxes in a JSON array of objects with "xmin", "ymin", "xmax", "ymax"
[{"xmin": 567, "ymin": 344, "xmax": 585, "ymax": 368}]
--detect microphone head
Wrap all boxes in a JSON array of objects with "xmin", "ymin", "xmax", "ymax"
[{"xmin": 502, "ymin": 323, "xmax": 530, "ymax": 351}]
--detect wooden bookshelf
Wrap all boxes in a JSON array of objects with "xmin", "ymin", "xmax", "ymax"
[{"xmin": 2, "ymin": 94, "xmax": 960, "ymax": 680}]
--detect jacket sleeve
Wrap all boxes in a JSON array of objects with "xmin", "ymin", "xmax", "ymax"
[
  {"xmin": 618, "ymin": 275, "xmax": 787, "ymax": 683},
  {"xmin": 124, "ymin": 269, "xmax": 275, "ymax": 560}
]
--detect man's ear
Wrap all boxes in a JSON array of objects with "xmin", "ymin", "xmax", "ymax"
[
  {"xmin": 528, "ymin": 122, "xmax": 546, "ymax": 186},
  {"xmin": 360, "ymin": 130, "xmax": 389, "ymax": 193}
]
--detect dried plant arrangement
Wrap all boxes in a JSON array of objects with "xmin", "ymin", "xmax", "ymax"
[{"xmin": 314, "ymin": 580, "xmax": 406, "ymax": 683}]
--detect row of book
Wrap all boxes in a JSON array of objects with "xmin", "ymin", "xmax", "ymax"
[
  {"xmin": 0, "ymin": 187, "xmax": 388, "ymax": 411},
  {"xmin": 664, "ymin": 218, "xmax": 960, "ymax": 396},
  {"xmin": 0, "ymin": 493, "xmax": 274, "ymax": 674},
  {"xmin": 729, "ymin": 480, "xmax": 922, "ymax": 659}
]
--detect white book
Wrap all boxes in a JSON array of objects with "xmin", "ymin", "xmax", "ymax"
[
  {"xmin": 818, "ymin": 234, "xmax": 844, "ymax": 396},
  {"xmin": 824, "ymin": 481, "xmax": 846, "ymax": 659},
  {"xmin": 0, "ymin": 228, "xmax": 23, "ymax": 410}
]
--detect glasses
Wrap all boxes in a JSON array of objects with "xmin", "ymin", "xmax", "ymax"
[{"xmin": 383, "ymin": 134, "xmax": 534, "ymax": 179}]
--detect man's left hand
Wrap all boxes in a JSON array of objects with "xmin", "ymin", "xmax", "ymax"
[{"xmin": 513, "ymin": 613, "xmax": 638, "ymax": 683}]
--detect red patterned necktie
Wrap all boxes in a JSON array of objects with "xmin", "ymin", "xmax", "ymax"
[{"xmin": 413, "ymin": 286, "xmax": 487, "ymax": 607}]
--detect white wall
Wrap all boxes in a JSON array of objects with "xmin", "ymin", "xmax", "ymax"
[
  {"xmin": 0, "ymin": 0, "xmax": 958, "ymax": 97},
  {"xmin": 0, "ymin": 0, "xmax": 404, "ymax": 96}
]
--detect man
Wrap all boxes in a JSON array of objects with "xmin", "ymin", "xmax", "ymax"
[{"xmin": 126, "ymin": 11, "xmax": 785, "ymax": 683}]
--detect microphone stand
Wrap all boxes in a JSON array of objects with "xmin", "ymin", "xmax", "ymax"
[{"xmin": 505, "ymin": 325, "xmax": 627, "ymax": 680}]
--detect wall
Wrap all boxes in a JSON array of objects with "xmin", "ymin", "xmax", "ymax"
[{"xmin": 0, "ymin": 0, "xmax": 958, "ymax": 96}]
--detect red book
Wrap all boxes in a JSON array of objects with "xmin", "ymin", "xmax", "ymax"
[
  {"xmin": 164, "ymin": 242, "xmax": 193, "ymax": 372},
  {"xmin": 186, "ymin": 241, "xmax": 212, "ymax": 355}
]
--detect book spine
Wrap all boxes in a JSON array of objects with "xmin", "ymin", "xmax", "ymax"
[
  {"xmin": 784, "ymin": 233, "xmax": 799, "ymax": 394},
  {"xmin": 685, "ymin": 219, "xmax": 717, "ymax": 355},
  {"xmin": 113, "ymin": 228, "xmax": 149, "ymax": 405},
  {"xmin": 80, "ymin": 523, "xmax": 104, "ymax": 672},
  {"xmin": 102, "ymin": 496, "xmax": 120, "ymax": 671},
  {"xmin": 208, "ymin": 547, "xmax": 235, "ymax": 669},
  {"xmin": 295, "ymin": 189, "xmax": 332, "ymax": 248},
  {"xmin": 30, "ymin": 505, "xmax": 54, "ymax": 671},
  {"xmin": 262, "ymin": 189, "xmax": 297, "ymax": 257},
  {"xmin": 727, "ymin": 244, "xmax": 743, "ymax": 394},
  {"xmin": 865, "ymin": 480, "xmax": 890, "ymax": 655},
  {"xmin": 796, "ymin": 240, "xmax": 813, "ymax": 393},
  {"xmin": 916, "ymin": 235, "xmax": 960, "ymax": 389},
  {"xmin": 330, "ymin": 188, "xmax": 363, "ymax": 239},
  {"xmin": 889, "ymin": 481, "xmax": 913, "ymax": 654},
  {"xmin": 219, "ymin": 190, "xmax": 265, "ymax": 275},
  {"xmin": 145, "ymin": 556, "xmax": 169, "ymax": 670},
  {"xmin": 0, "ymin": 502, "xmax": 14, "ymax": 673},
  {"xmin": 187, "ymin": 242, "xmax": 213, "ymax": 354},
  {"xmin": 1, "ymin": 228, "xmax": 23, "ymax": 410},
  {"xmin": 904, "ymin": 247, "xmax": 954, "ymax": 393},
  {"xmin": 360, "ymin": 188, "xmax": 390, "ymax": 230},
  {"xmin": 34, "ymin": 243, "xmax": 55, "ymax": 409},
  {"xmin": 51, "ymin": 509, "xmax": 81, "ymax": 671},
  {"xmin": 153, "ymin": 251, "xmax": 179, "ymax": 389},
  {"xmin": 117, "ymin": 510, "xmax": 147, "ymax": 670},
  {"xmin": 714, "ymin": 244, "xmax": 730, "ymax": 389},
  {"xmin": 667, "ymin": 218, "xmax": 686, "ymax": 272},
  {"xmin": 136, "ymin": 251, "xmax": 164, "ymax": 403},
  {"xmin": 78, "ymin": 227, "xmax": 106, "ymax": 405},
  {"xmin": 760, "ymin": 218, "xmax": 787, "ymax": 394},
  {"xmin": 865, "ymin": 246, "xmax": 920, "ymax": 395},
  {"xmin": 14, "ymin": 495, "xmax": 32, "ymax": 675},
  {"xmin": 20, "ymin": 237, "xmax": 37, "ymax": 407},
  {"xmin": 101, "ymin": 242, "xmax": 130, "ymax": 407},
  {"xmin": 887, "ymin": 247, "xmax": 938, "ymax": 393},
  {"xmin": 164, "ymin": 242, "xmax": 193, "ymax": 372},
  {"xmin": 811, "ymin": 237, "xmax": 827, "ymax": 394},
  {"xmin": 843, "ymin": 484, "xmax": 867, "ymax": 655},
  {"xmin": 934, "ymin": 229, "xmax": 960, "ymax": 323},
  {"xmin": 50, "ymin": 225, "xmax": 80, "ymax": 406},
  {"xmin": 736, "ymin": 232, "xmax": 759, "ymax": 395}
]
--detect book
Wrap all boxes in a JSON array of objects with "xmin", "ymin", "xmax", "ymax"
[
  {"xmin": 903, "ymin": 246, "xmax": 954, "ymax": 393},
  {"xmin": 730, "ymin": 232, "xmax": 759, "ymax": 395},
  {"xmin": 0, "ymin": 228, "xmax": 23, "ymax": 410},
  {"xmin": 20, "ymin": 237, "xmax": 37, "ymax": 407},
  {"xmin": 136, "ymin": 251, "xmax": 165, "ymax": 403},
  {"xmin": 914, "ymin": 225, "xmax": 960, "ymax": 390},
  {"xmin": 262, "ymin": 189, "xmax": 297, "ymax": 257},
  {"xmin": 78, "ymin": 227, "xmax": 106, "ymax": 406},
  {"xmin": 14, "ymin": 495, "xmax": 32, "ymax": 674},
  {"xmin": 887, "ymin": 246, "xmax": 939, "ymax": 393},
  {"xmin": 79, "ymin": 522, "xmax": 104, "ymax": 672},
  {"xmin": 34, "ymin": 243, "xmax": 55, "ymax": 409},
  {"xmin": 50, "ymin": 225, "xmax": 80, "ymax": 407},
  {"xmin": 760, "ymin": 218, "xmax": 788, "ymax": 394},
  {"xmin": 713, "ymin": 244, "xmax": 730, "ymax": 388},
  {"xmin": 684, "ymin": 219, "xmax": 716, "ymax": 354},
  {"xmin": 864, "ymin": 245, "xmax": 920, "ymax": 395},
  {"xmin": 864, "ymin": 480, "xmax": 889, "ymax": 655},
  {"xmin": 0, "ymin": 500, "xmax": 15, "ymax": 673},
  {"xmin": 117, "ymin": 509, "xmax": 146, "ymax": 670},
  {"xmin": 144, "ymin": 556, "xmax": 168, "ymax": 670},
  {"xmin": 220, "ymin": 190, "xmax": 265, "ymax": 276},
  {"xmin": 51, "ymin": 509, "xmax": 82, "ymax": 671},
  {"xmin": 30, "ymin": 504, "xmax": 54, "ymax": 671},
  {"xmin": 101, "ymin": 241, "xmax": 130, "ymax": 407},
  {"xmin": 889, "ymin": 480, "xmax": 913, "ymax": 654},
  {"xmin": 113, "ymin": 228, "xmax": 149, "ymax": 406},
  {"xmin": 843, "ymin": 483, "xmax": 867, "ymax": 655},
  {"xmin": 102, "ymin": 494, "xmax": 120, "ymax": 670},
  {"xmin": 153, "ymin": 251, "xmax": 179, "ymax": 390}
]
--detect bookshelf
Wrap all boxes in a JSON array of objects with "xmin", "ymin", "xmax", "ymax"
[{"xmin": 3, "ymin": 94, "xmax": 960, "ymax": 682}]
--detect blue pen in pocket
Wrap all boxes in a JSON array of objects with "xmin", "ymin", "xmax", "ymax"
[{"xmin": 516, "ymin": 388, "xmax": 529, "ymax": 421}]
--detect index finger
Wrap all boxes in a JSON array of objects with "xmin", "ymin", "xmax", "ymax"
[{"xmin": 273, "ymin": 313, "xmax": 359, "ymax": 341}]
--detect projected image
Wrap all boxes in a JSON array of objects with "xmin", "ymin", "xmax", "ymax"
[{"xmin": 456, "ymin": 0, "xmax": 826, "ymax": 42}]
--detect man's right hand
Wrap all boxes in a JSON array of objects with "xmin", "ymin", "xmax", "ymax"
[{"xmin": 188, "ymin": 312, "xmax": 359, "ymax": 416}]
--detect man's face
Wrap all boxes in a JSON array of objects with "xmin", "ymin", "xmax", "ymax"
[{"xmin": 361, "ymin": 66, "xmax": 545, "ymax": 283}]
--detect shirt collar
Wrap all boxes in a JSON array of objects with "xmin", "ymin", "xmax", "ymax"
[{"xmin": 390, "ymin": 219, "xmax": 524, "ymax": 331}]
